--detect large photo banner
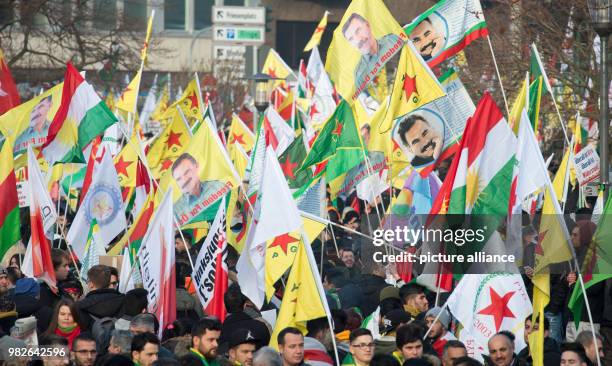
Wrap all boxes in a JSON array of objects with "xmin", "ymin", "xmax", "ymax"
[
  {"xmin": 404, "ymin": 0, "xmax": 488, "ymax": 68},
  {"xmin": 391, "ymin": 68, "xmax": 475, "ymax": 170},
  {"xmin": 326, "ymin": 0, "xmax": 407, "ymax": 102}
]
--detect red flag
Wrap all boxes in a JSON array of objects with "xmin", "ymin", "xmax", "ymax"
[
  {"xmin": 0, "ymin": 50, "xmax": 20, "ymax": 114},
  {"xmin": 79, "ymin": 137, "xmax": 102, "ymax": 205}
]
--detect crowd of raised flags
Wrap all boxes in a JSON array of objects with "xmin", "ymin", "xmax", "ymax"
[{"xmin": 0, "ymin": 0, "xmax": 610, "ymax": 366}]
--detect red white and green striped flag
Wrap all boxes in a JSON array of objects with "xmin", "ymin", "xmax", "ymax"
[
  {"xmin": 42, "ymin": 63, "xmax": 117, "ymax": 165},
  {"xmin": 0, "ymin": 136, "xmax": 20, "ymax": 260},
  {"xmin": 404, "ymin": 0, "xmax": 488, "ymax": 68}
]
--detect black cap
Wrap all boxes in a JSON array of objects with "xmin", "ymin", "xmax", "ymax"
[
  {"xmin": 381, "ymin": 309, "xmax": 411, "ymax": 334},
  {"xmin": 228, "ymin": 328, "xmax": 259, "ymax": 349}
]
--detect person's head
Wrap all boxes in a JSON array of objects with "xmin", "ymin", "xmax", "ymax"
[
  {"xmin": 48, "ymin": 298, "xmax": 82, "ymax": 332},
  {"xmin": 522, "ymin": 225, "xmax": 538, "ymax": 246},
  {"xmin": 124, "ymin": 288, "xmax": 149, "ymax": 316},
  {"xmin": 9, "ymin": 253, "xmax": 22, "ymax": 269},
  {"xmin": 108, "ymin": 329, "xmax": 133, "ymax": 355},
  {"xmin": 424, "ymin": 307, "xmax": 451, "ymax": 339},
  {"xmin": 323, "ymin": 267, "xmax": 347, "ymax": 291},
  {"xmin": 341, "ymin": 248, "xmax": 356, "ymax": 269},
  {"xmin": 253, "ymin": 346, "xmax": 283, "ymax": 366},
  {"xmin": 40, "ymin": 334, "xmax": 70, "ymax": 365},
  {"xmin": 6, "ymin": 267, "xmax": 23, "ymax": 288},
  {"xmin": 60, "ymin": 279, "xmax": 83, "ymax": 301},
  {"xmin": 575, "ymin": 331, "xmax": 603, "ymax": 365},
  {"xmin": 396, "ymin": 324, "xmax": 424, "ymax": 360},
  {"xmin": 71, "ymin": 334, "xmax": 97, "ymax": 366},
  {"xmin": 306, "ymin": 317, "xmax": 332, "ymax": 350},
  {"xmin": 398, "ymin": 115, "xmax": 442, "ymax": 163},
  {"xmin": 131, "ymin": 332, "xmax": 160, "ymax": 366},
  {"xmin": 381, "ymin": 309, "xmax": 411, "ymax": 335},
  {"xmin": 571, "ymin": 220, "xmax": 597, "ymax": 248},
  {"xmin": 560, "ymin": 343, "xmax": 589, "ymax": 366},
  {"xmin": 175, "ymin": 232, "xmax": 193, "ymax": 253},
  {"xmin": 442, "ymin": 340, "xmax": 467, "ymax": 366},
  {"xmin": 343, "ymin": 209, "xmax": 361, "ymax": 231},
  {"xmin": 228, "ymin": 328, "xmax": 258, "ymax": 366},
  {"xmin": 172, "ymin": 153, "xmax": 201, "ymax": 196},
  {"xmin": 452, "ymin": 356, "xmax": 483, "ymax": 366},
  {"xmin": 342, "ymin": 13, "xmax": 377, "ymax": 56},
  {"xmin": 109, "ymin": 267, "xmax": 119, "ymax": 289},
  {"xmin": 52, "ymin": 249, "xmax": 71, "ymax": 281},
  {"xmin": 361, "ymin": 124, "xmax": 371, "ymax": 146},
  {"xmin": 349, "ymin": 328, "xmax": 374, "ymax": 366},
  {"xmin": 0, "ymin": 268, "xmax": 8, "ymax": 293},
  {"xmin": 409, "ymin": 17, "xmax": 445, "ymax": 61},
  {"xmin": 399, "ymin": 283, "xmax": 428, "ymax": 313},
  {"xmin": 277, "ymin": 327, "xmax": 304, "ymax": 366},
  {"xmin": 487, "ymin": 333, "xmax": 514, "ymax": 366},
  {"xmin": 370, "ymin": 354, "xmax": 401, "ymax": 366},
  {"xmin": 225, "ymin": 283, "xmax": 248, "ymax": 313},
  {"xmin": 523, "ymin": 315, "xmax": 549, "ymax": 344},
  {"xmin": 30, "ymin": 95, "xmax": 52, "ymax": 132},
  {"xmin": 130, "ymin": 313, "xmax": 157, "ymax": 335},
  {"xmin": 191, "ymin": 317, "xmax": 222, "ymax": 359},
  {"xmin": 87, "ymin": 264, "xmax": 111, "ymax": 290}
]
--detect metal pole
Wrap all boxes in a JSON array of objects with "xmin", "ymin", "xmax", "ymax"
[{"xmin": 600, "ymin": 34, "xmax": 609, "ymax": 205}]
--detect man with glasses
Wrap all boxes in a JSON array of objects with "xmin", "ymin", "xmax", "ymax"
[
  {"xmin": 348, "ymin": 328, "xmax": 375, "ymax": 366},
  {"xmin": 71, "ymin": 334, "xmax": 97, "ymax": 366}
]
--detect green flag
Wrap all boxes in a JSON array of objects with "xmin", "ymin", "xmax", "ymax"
[
  {"xmin": 568, "ymin": 196, "xmax": 612, "ymax": 327},
  {"xmin": 300, "ymin": 100, "xmax": 363, "ymax": 181},
  {"xmin": 278, "ymin": 134, "xmax": 312, "ymax": 189}
]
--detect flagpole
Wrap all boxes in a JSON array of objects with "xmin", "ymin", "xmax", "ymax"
[
  {"xmin": 486, "ymin": 36, "xmax": 510, "ymax": 118},
  {"xmin": 54, "ymin": 166, "xmax": 64, "ymax": 243}
]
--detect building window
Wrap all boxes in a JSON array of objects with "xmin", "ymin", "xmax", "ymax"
[
  {"xmin": 165, "ymin": 0, "xmax": 186, "ymax": 30},
  {"xmin": 224, "ymin": 0, "xmax": 244, "ymax": 5},
  {"xmin": 93, "ymin": 0, "xmax": 117, "ymax": 30},
  {"xmin": 276, "ymin": 20, "xmax": 338, "ymax": 69},
  {"xmin": 0, "ymin": 2, "xmax": 13, "ymax": 24},
  {"xmin": 195, "ymin": 0, "xmax": 214, "ymax": 30},
  {"xmin": 124, "ymin": 0, "xmax": 147, "ymax": 30}
]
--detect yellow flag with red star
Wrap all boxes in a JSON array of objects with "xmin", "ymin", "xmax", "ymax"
[
  {"xmin": 162, "ymin": 79, "xmax": 203, "ymax": 125},
  {"xmin": 304, "ymin": 11, "xmax": 329, "ymax": 52},
  {"xmin": 262, "ymin": 49, "xmax": 295, "ymax": 86},
  {"xmin": 116, "ymin": 69, "xmax": 142, "ymax": 114},
  {"xmin": 146, "ymin": 108, "xmax": 192, "ymax": 179},
  {"xmin": 114, "ymin": 134, "xmax": 141, "ymax": 187},
  {"xmin": 265, "ymin": 230, "xmax": 302, "ymax": 300},
  {"xmin": 379, "ymin": 42, "xmax": 445, "ymax": 132},
  {"xmin": 228, "ymin": 113, "xmax": 255, "ymax": 155}
]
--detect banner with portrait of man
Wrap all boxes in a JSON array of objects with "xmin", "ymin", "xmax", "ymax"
[
  {"xmin": 326, "ymin": 0, "xmax": 407, "ymax": 103},
  {"xmin": 404, "ymin": 0, "xmax": 488, "ymax": 68},
  {"xmin": 391, "ymin": 68, "xmax": 475, "ymax": 170},
  {"xmin": 159, "ymin": 119, "xmax": 240, "ymax": 226},
  {"xmin": 0, "ymin": 83, "xmax": 63, "ymax": 155}
]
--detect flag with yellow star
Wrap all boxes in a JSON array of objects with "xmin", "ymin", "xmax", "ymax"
[
  {"xmin": 146, "ymin": 108, "xmax": 192, "ymax": 179},
  {"xmin": 269, "ymin": 234, "xmax": 327, "ymax": 350}
]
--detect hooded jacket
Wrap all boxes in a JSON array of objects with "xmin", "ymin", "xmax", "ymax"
[{"xmin": 77, "ymin": 288, "xmax": 125, "ymax": 329}]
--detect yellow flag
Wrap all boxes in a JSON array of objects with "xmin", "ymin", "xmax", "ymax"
[
  {"xmin": 529, "ymin": 273, "xmax": 550, "ymax": 366},
  {"xmin": 161, "ymin": 79, "xmax": 203, "ymax": 124},
  {"xmin": 0, "ymin": 83, "xmax": 63, "ymax": 155},
  {"xmin": 379, "ymin": 42, "xmax": 446, "ymax": 132},
  {"xmin": 226, "ymin": 144, "xmax": 250, "ymax": 253},
  {"xmin": 301, "ymin": 215, "xmax": 326, "ymax": 244},
  {"xmin": 269, "ymin": 236, "xmax": 326, "ymax": 350},
  {"xmin": 326, "ymin": 0, "xmax": 407, "ymax": 103},
  {"xmin": 159, "ymin": 119, "xmax": 239, "ymax": 226},
  {"xmin": 228, "ymin": 114, "xmax": 255, "ymax": 155},
  {"xmin": 141, "ymin": 11, "xmax": 155, "ymax": 64},
  {"xmin": 534, "ymin": 187, "xmax": 572, "ymax": 273},
  {"xmin": 116, "ymin": 69, "xmax": 142, "ymax": 114},
  {"xmin": 147, "ymin": 108, "xmax": 192, "ymax": 179},
  {"xmin": 114, "ymin": 134, "xmax": 141, "ymax": 187},
  {"xmin": 265, "ymin": 229, "xmax": 302, "ymax": 299},
  {"xmin": 304, "ymin": 11, "xmax": 329, "ymax": 52},
  {"xmin": 150, "ymin": 86, "xmax": 170, "ymax": 123},
  {"xmin": 262, "ymin": 49, "xmax": 294, "ymax": 86},
  {"xmin": 509, "ymin": 74, "xmax": 528, "ymax": 133}
]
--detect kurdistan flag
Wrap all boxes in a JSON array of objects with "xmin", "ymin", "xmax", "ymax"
[
  {"xmin": 447, "ymin": 273, "xmax": 532, "ymax": 362},
  {"xmin": 43, "ymin": 63, "xmax": 118, "ymax": 165},
  {"xmin": 404, "ymin": 0, "xmax": 488, "ymax": 68},
  {"xmin": 0, "ymin": 136, "xmax": 20, "ymax": 261}
]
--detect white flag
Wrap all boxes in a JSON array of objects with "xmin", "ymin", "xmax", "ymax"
[
  {"xmin": 265, "ymin": 107, "xmax": 295, "ymax": 156},
  {"xmin": 119, "ymin": 246, "xmax": 135, "ymax": 294},
  {"xmin": 446, "ymin": 273, "xmax": 532, "ymax": 362},
  {"xmin": 237, "ymin": 146, "xmax": 302, "ymax": 308},
  {"xmin": 67, "ymin": 149, "xmax": 127, "ymax": 259}
]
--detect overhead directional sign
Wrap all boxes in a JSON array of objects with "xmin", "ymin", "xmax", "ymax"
[
  {"xmin": 213, "ymin": 25, "xmax": 265, "ymax": 45},
  {"xmin": 213, "ymin": 6, "xmax": 265, "ymax": 25}
]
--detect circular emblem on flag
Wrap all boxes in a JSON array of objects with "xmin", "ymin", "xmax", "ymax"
[{"xmin": 84, "ymin": 183, "xmax": 122, "ymax": 226}]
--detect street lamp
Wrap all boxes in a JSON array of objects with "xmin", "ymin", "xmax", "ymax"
[
  {"xmin": 243, "ymin": 73, "xmax": 282, "ymax": 128},
  {"xmin": 588, "ymin": 0, "xmax": 612, "ymax": 204}
]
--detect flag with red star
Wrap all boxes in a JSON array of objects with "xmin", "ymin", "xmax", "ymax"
[
  {"xmin": 116, "ymin": 69, "xmax": 142, "ymax": 114},
  {"xmin": 300, "ymin": 100, "xmax": 363, "ymax": 183},
  {"xmin": 227, "ymin": 113, "xmax": 255, "ymax": 156},
  {"xmin": 114, "ymin": 134, "xmax": 140, "ymax": 187},
  {"xmin": 304, "ymin": 11, "xmax": 329, "ymax": 52},
  {"xmin": 262, "ymin": 49, "xmax": 295, "ymax": 87},
  {"xmin": 378, "ymin": 42, "xmax": 445, "ymax": 133},
  {"xmin": 447, "ymin": 273, "xmax": 532, "ymax": 362},
  {"xmin": 278, "ymin": 134, "xmax": 312, "ymax": 190},
  {"xmin": 146, "ymin": 108, "xmax": 192, "ymax": 179},
  {"xmin": 161, "ymin": 79, "xmax": 204, "ymax": 125}
]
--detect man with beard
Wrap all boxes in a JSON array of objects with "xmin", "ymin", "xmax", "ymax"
[
  {"xmin": 398, "ymin": 114, "xmax": 443, "ymax": 167},
  {"xmin": 342, "ymin": 13, "xmax": 401, "ymax": 91},
  {"xmin": 304, "ymin": 317, "xmax": 334, "ymax": 366},
  {"xmin": 409, "ymin": 17, "xmax": 446, "ymax": 61},
  {"xmin": 191, "ymin": 318, "xmax": 223, "ymax": 366},
  {"xmin": 131, "ymin": 332, "xmax": 159, "ymax": 366}
]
